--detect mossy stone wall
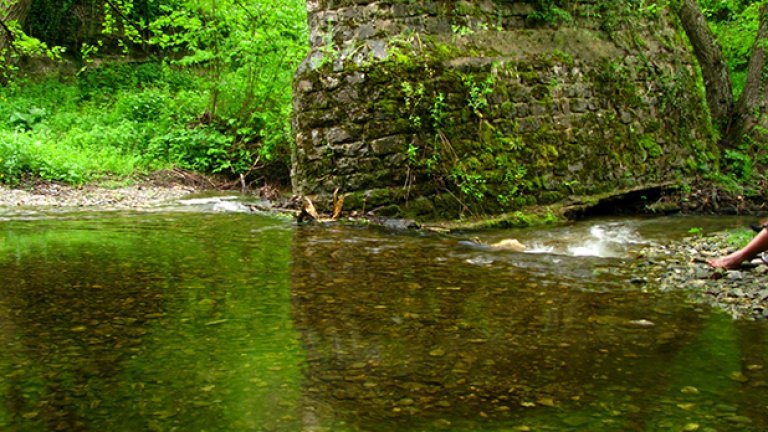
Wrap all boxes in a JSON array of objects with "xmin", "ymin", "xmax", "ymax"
[{"xmin": 292, "ymin": 0, "xmax": 715, "ymax": 219}]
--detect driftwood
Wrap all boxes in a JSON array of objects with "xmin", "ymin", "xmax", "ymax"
[
  {"xmin": 297, "ymin": 196, "xmax": 320, "ymax": 223},
  {"xmin": 291, "ymin": 192, "xmax": 421, "ymax": 232},
  {"xmin": 297, "ymin": 189, "xmax": 346, "ymax": 223}
]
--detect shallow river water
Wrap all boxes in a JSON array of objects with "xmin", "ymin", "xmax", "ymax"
[{"xmin": 0, "ymin": 204, "xmax": 767, "ymax": 431}]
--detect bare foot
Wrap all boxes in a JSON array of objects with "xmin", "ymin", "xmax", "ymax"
[{"xmin": 706, "ymin": 256, "xmax": 743, "ymax": 270}]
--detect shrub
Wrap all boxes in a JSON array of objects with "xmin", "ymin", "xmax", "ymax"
[{"xmin": 1, "ymin": 0, "xmax": 309, "ymax": 185}]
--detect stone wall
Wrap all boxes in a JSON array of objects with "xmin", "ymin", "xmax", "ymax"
[{"xmin": 292, "ymin": 0, "xmax": 715, "ymax": 219}]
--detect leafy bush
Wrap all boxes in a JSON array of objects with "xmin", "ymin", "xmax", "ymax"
[
  {"xmin": 149, "ymin": 126, "xmax": 244, "ymax": 174},
  {"xmin": 77, "ymin": 62, "xmax": 197, "ymax": 99},
  {"xmin": 0, "ymin": 71, "xmax": 181, "ymax": 184},
  {"xmin": 2, "ymin": 0, "xmax": 309, "ymax": 185},
  {"xmin": 0, "ymin": 129, "xmax": 140, "ymax": 184},
  {"xmin": 113, "ymin": 89, "xmax": 169, "ymax": 123}
]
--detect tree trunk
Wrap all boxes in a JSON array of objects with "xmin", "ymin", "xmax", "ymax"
[
  {"xmin": 0, "ymin": 0, "xmax": 33, "ymax": 52},
  {"xmin": 726, "ymin": 3, "xmax": 768, "ymax": 147},
  {"xmin": 675, "ymin": 0, "xmax": 734, "ymax": 126},
  {"xmin": 0, "ymin": 0, "xmax": 33, "ymax": 84}
]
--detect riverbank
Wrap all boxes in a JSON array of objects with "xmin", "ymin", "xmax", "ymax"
[
  {"xmin": 631, "ymin": 232, "xmax": 768, "ymax": 320},
  {"xmin": 0, "ymin": 170, "xmax": 225, "ymax": 209},
  {"xmin": 1, "ymin": 177, "xmax": 767, "ymax": 320},
  {"xmin": 0, "ymin": 182, "xmax": 197, "ymax": 209}
]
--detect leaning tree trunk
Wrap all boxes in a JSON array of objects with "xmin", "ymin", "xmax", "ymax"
[
  {"xmin": 726, "ymin": 3, "xmax": 768, "ymax": 147},
  {"xmin": 0, "ymin": 0, "xmax": 32, "ymax": 51},
  {"xmin": 675, "ymin": 0, "xmax": 734, "ymax": 127},
  {"xmin": 0, "ymin": 0, "xmax": 33, "ymax": 83}
]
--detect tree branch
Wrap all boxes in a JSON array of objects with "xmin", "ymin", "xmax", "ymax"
[
  {"xmin": 727, "ymin": 3, "xmax": 768, "ymax": 145},
  {"xmin": 736, "ymin": 4, "xmax": 768, "ymax": 114},
  {"xmin": 103, "ymin": 0, "xmax": 151, "ymax": 45}
]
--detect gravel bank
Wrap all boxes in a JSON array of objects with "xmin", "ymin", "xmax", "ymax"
[
  {"xmin": 632, "ymin": 233, "xmax": 768, "ymax": 320},
  {"xmin": 0, "ymin": 183, "xmax": 197, "ymax": 209}
]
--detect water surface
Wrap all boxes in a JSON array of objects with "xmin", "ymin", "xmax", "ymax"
[{"xmin": 0, "ymin": 209, "xmax": 766, "ymax": 431}]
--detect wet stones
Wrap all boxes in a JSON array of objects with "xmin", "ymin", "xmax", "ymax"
[{"xmin": 629, "ymin": 233, "xmax": 768, "ymax": 320}]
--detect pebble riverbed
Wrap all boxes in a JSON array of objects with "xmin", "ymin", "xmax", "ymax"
[
  {"xmin": 0, "ymin": 184, "xmax": 196, "ymax": 209},
  {"xmin": 631, "ymin": 234, "xmax": 768, "ymax": 320}
]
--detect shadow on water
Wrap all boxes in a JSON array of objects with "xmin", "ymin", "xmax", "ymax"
[{"xmin": 0, "ymin": 210, "xmax": 766, "ymax": 431}]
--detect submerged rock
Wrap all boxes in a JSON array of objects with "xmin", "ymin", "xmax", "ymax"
[
  {"xmin": 381, "ymin": 218, "xmax": 420, "ymax": 231},
  {"xmin": 489, "ymin": 239, "xmax": 527, "ymax": 252}
]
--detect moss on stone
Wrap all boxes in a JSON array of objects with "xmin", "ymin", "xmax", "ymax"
[{"xmin": 293, "ymin": 0, "xmax": 718, "ymax": 223}]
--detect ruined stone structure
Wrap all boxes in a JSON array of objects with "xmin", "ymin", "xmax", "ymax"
[{"xmin": 292, "ymin": 1, "xmax": 714, "ymax": 219}]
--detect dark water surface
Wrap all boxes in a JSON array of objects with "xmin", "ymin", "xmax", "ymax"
[{"xmin": 0, "ymin": 209, "xmax": 767, "ymax": 431}]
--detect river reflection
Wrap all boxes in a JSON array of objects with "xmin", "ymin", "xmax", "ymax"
[
  {"xmin": 291, "ymin": 221, "xmax": 768, "ymax": 431},
  {"xmin": 0, "ymin": 211, "xmax": 766, "ymax": 431},
  {"xmin": 0, "ymin": 212, "xmax": 304, "ymax": 431}
]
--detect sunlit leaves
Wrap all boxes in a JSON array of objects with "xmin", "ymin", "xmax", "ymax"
[{"xmin": 136, "ymin": 0, "xmax": 308, "ymax": 173}]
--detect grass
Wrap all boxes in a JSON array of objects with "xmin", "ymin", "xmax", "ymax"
[
  {"xmin": 0, "ymin": 62, "xmax": 279, "ymax": 186},
  {"xmin": 0, "ymin": 63, "xmax": 206, "ymax": 185}
]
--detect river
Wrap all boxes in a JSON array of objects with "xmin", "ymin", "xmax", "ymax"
[{"xmin": 0, "ymin": 201, "xmax": 766, "ymax": 431}]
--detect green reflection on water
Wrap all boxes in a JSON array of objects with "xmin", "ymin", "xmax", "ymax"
[{"xmin": 0, "ymin": 213, "xmax": 304, "ymax": 431}]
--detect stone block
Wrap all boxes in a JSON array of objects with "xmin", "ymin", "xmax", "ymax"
[
  {"xmin": 357, "ymin": 23, "xmax": 376, "ymax": 40},
  {"xmin": 387, "ymin": 152, "xmax": 407, "ymax": 168},
  {"xmin": 363, "ymin": 187, "xmax": 395, "ymax": 207},
  {"xmin": 530, "ymin": 103, "xmax": 548, "ymax": 116},
  {"xmin": 300, "ymin": 109, "xmax": 339, "ymax": 129},
  {"xmin": 569, "ymin": 99, "xmax": 588, "ymax": 113},
  {"xmin": 371, "ymin": 135, "xmax": 405, "ymax": 155},
  {"xmin": 332, "ymin": 125, "xmax": 364, "ymax": 144},
  {"xmin": 321, "ymin": 76, "xmax": 341, "ymax": 90},
  {"xmin": 336, "ymin": 87, "xmax": 359, "ymax": 105},
  {"xmin": 346, "ymin": 72, "xmax": 366, "ymax": 85},
  {"xmin": 620, "ymin": 110, "xmax": 633, "ymax": 124},
  {"xmin": 306, "ymin": 91, "xmax": 331, "ymax": 110},
  {"xmin": 338, "ymin": 141, "xmax": 367, "ymax": 157},
  {"xmin": 392, "ymin": 4, "xmax": 416, "ymax": 18},
  {"xmin": 349, "ymin": 107, "xmax": 370, "ymax": 123},
  {"xmin": 337, "ymin": 157, "xmax": 373, "ymax": 174},
  {"xmin": 296, "ymin": 80, "xmax": 314, "ymax": 93},
  {"xmin": 518, "ymin": 117, "xmax": 542, "ymax": 133},
  {"xmin": 404, "ymin": 196, "xmax": 436, "ymax": 216}
]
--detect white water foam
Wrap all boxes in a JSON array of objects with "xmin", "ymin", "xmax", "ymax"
[
  {"xmin": 522, "ymin": 223, "xmax": 646, "ymax": 258},
  {"xmin": 566, "ymin": 224, "xmax": 645, "ymax": 257},
  {"xmin": 524, "ymin": 242, "xmax": 555, "ymax": 254}
]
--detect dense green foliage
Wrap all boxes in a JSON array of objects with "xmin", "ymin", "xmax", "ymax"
[
  {"xmin": 0, "ymin": 0, "xmax": 763, "ymax": 196},
  {"xmin": 699, "ymin": 0, "xmax": 761, "ymax": 98},
  {"xmin": 694, "ymin": 0, "xmax": 766, "ymax": 192},
  {"xmin": 1, "ymin": 64, "xmax": 197, "ymax": 183},
  {"xmin": 0, "ymin": 0, "xmax": 308, "ymax": 185}
]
